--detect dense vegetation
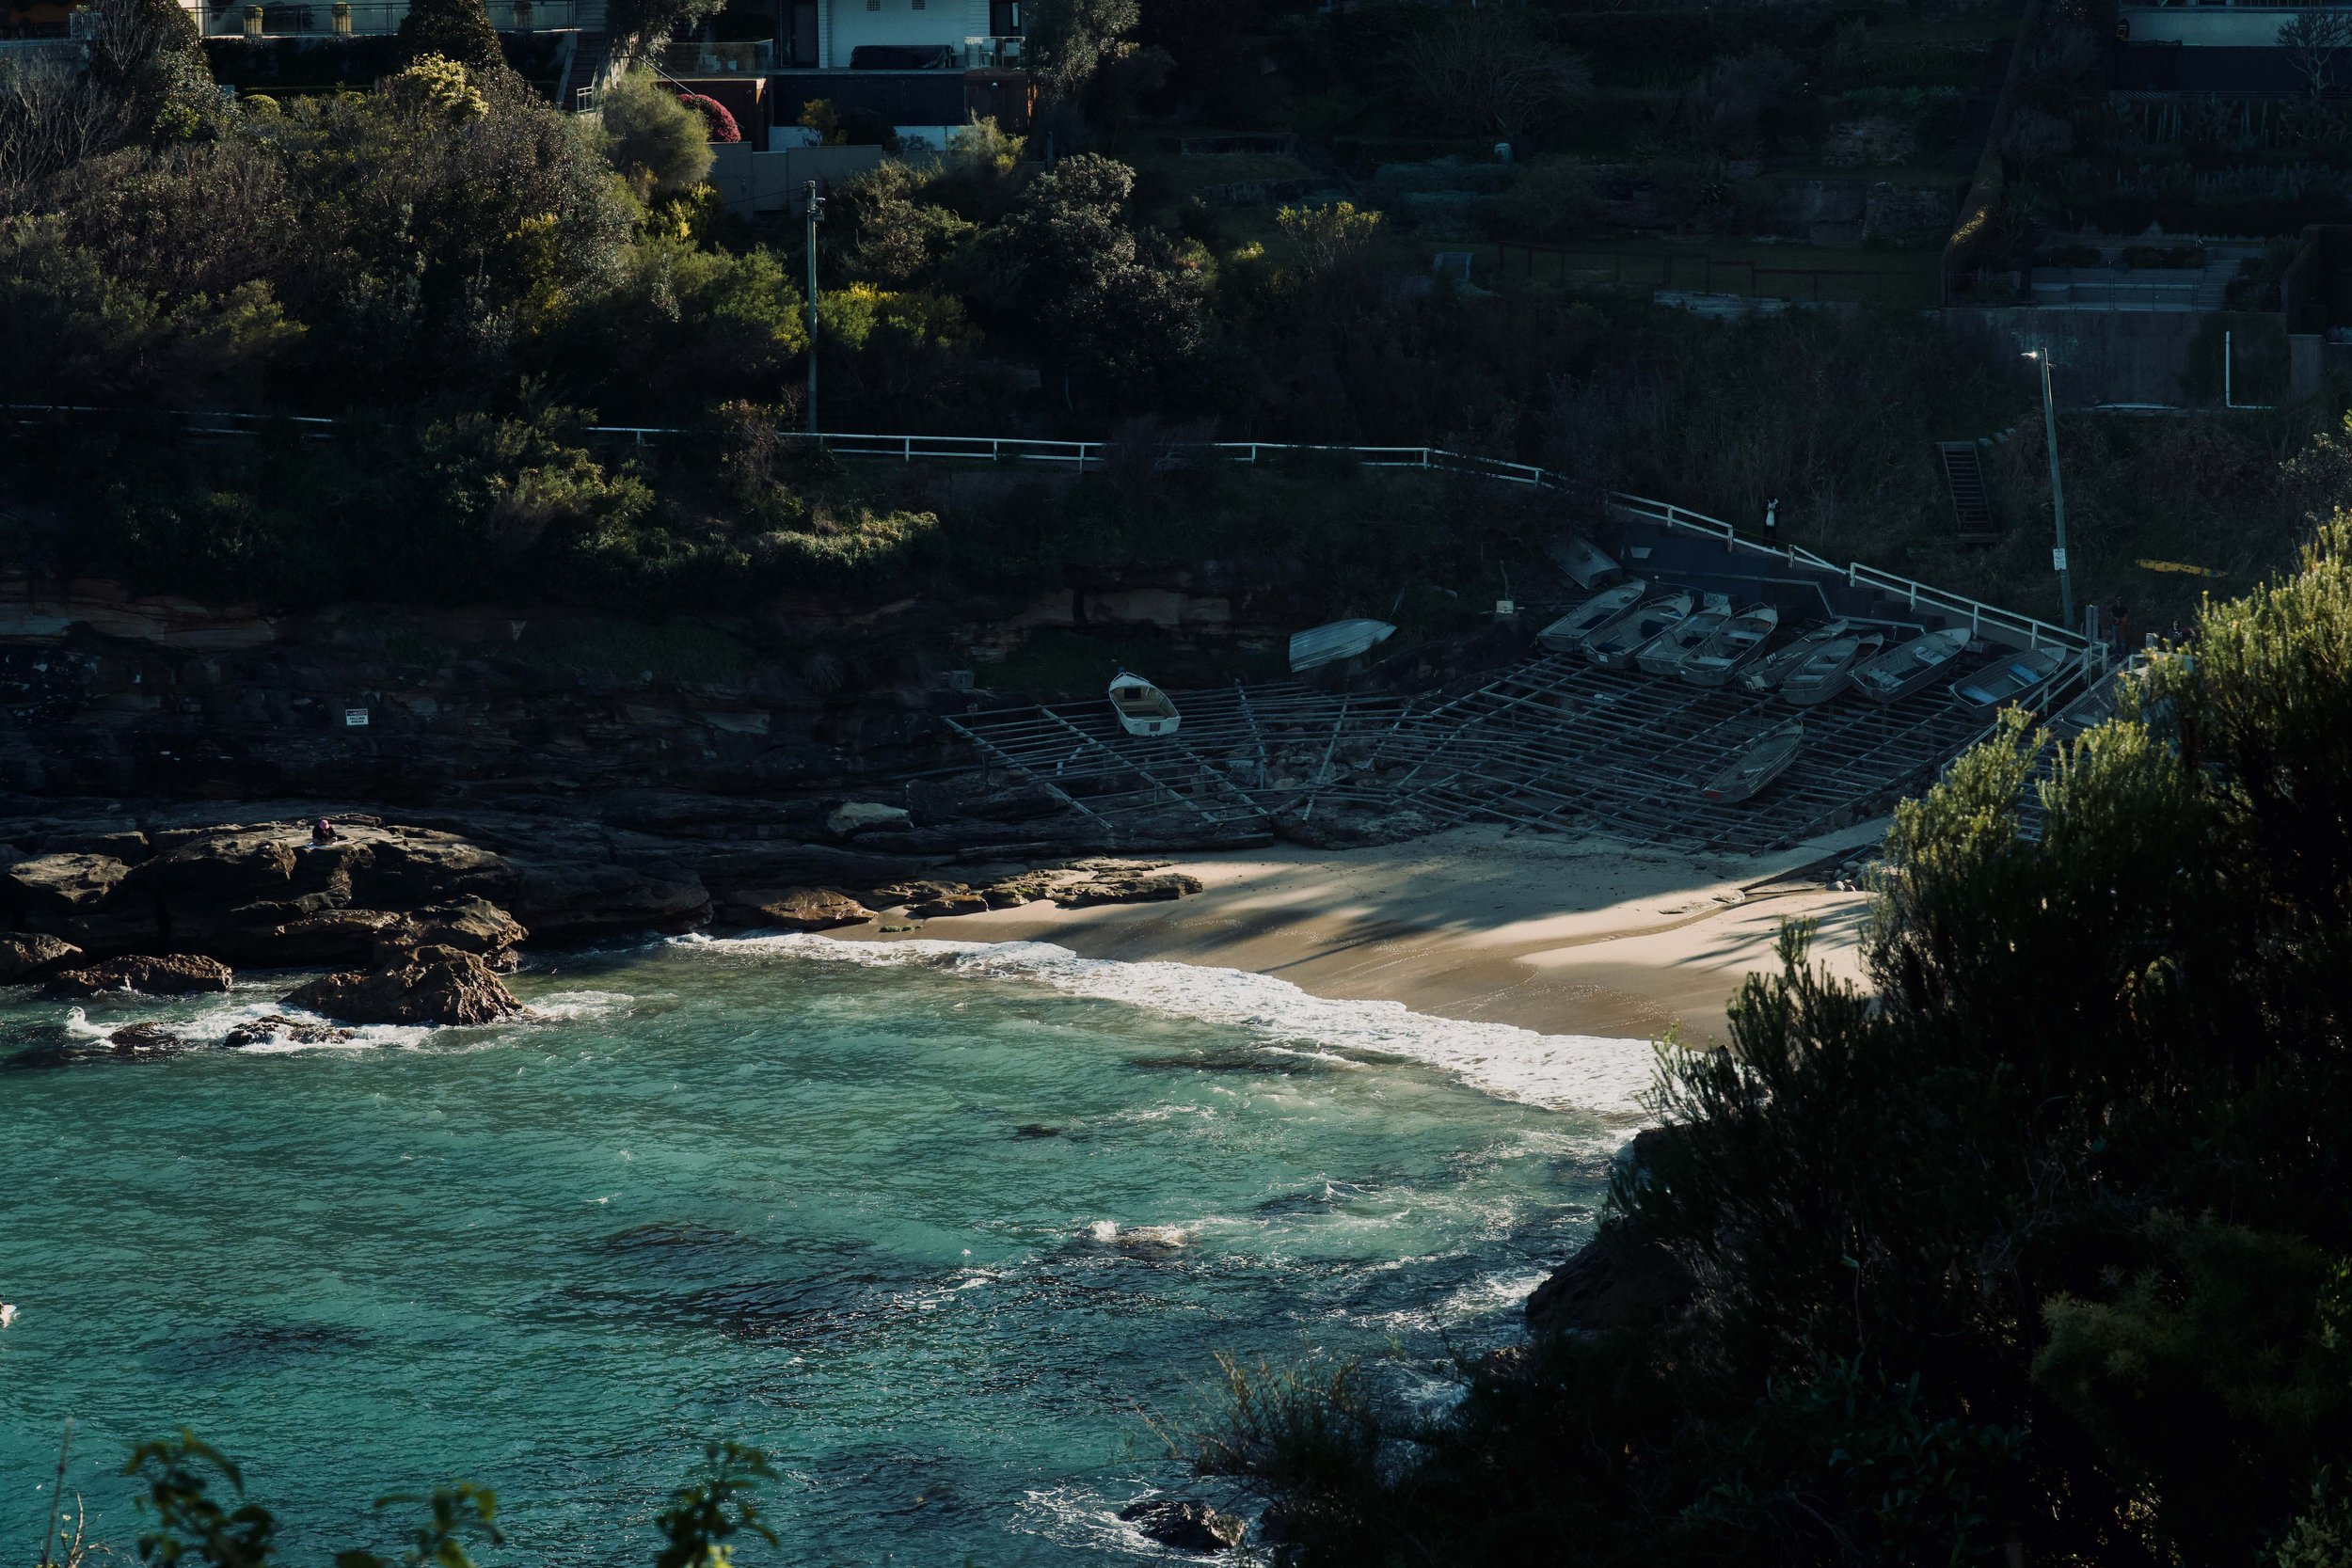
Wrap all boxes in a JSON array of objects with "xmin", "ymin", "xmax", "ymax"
[{"xmin": 1193, "ymin": 499, "xmax": 2352, "ymax": 1564}]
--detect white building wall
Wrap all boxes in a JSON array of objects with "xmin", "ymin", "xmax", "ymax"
[{"xmin": 822, "ymin": 0, "xmax": 986, "ymax": 66}]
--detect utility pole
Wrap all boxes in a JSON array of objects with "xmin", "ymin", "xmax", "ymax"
[
  {"xmin": 2026, "ymin": 348, "xmax": 2074, "ymax": 629},
  {"xmin": 804, "ymin": 180, "xmax": 824, "ymax": 437}
]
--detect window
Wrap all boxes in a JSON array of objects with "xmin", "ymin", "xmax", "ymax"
[{"xmin": 866, "ymin": 0, "xmax": 877, "ymax": 9}]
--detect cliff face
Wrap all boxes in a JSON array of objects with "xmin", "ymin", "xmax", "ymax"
[{"xmin": 0, "ymin": 575, "xmax": 1269, "ymax": 803}]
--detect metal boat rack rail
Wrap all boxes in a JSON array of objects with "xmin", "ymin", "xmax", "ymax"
[{"xmin": 947, "ymin": 651, "xmax": 2101, "ymax": 855}]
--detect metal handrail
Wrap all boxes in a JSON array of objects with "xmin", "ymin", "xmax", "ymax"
[{"xmin": 0, "ymin": 405, "xmax": 2084, "ymax": 653}]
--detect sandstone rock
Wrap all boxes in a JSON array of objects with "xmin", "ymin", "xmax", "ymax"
[
  {"xmin": 222, "ymin": 1014, "xmax": 357, "ymax": 1049},
  {"xmin": 362, "ymin": 832, "xmax": 518, "ymax": 905},
  {"xmin": 691, "ymin": 840, "xmax": 916, "ymax": 898},
  {"xmin": 282, "ymin": 945, "xmax": 523, "ymax": 1027},
  {"xmin": 374, "ymin": 899, "xmax": 529, "ymax": 967},
  {"xmin": 910, "ymin": 892, "xmax": 991, "ymax": 918},
  {"xmin": 0, "ymin": 931, "xmax": 80, "ymax": 982},
  {"xmin": 138, "ymin": 829, "xmax": 299, "ymax": 899},
  {"xmin": 825, "ymin": 801, "xmax": 910, "ymax": 838},
  {"xmin": 509, "ymin": 860, "xmax": 709, "ymax": 940},
  {"xmin": 728, "ymin": 887, "xmax": 872, "ymax": 931},
  {"xmin": 50, "ymin": 954, "xmax": 234, "ymax": 998},
  {"xmin": 1118, "ymin": 1499, "xmax": 1247, "ymax": 1554},
  {"xmin": 269, "ymin": 909, "xmax": 407, "ymax": 966},
  {"xmin": 1054, "ymin": 872, "xmax": 1203, "ymax": 909},
  {"xmin": 1524, "ymin": 1220, "xmax": 1694, "ymax": 1337},
  {"xmin": 6, "ymin": 853, "xmax": 131, "ymax": 916},
  {"xmin": 869, "ymin": 879, "xmax": 969, "ymax": 908}
]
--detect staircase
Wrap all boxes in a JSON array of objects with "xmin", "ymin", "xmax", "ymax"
[
  {"xmin": 1937, "ymin": 441, "xmax": 1998, "ymax": 545},
  {"xmin": 557, "ymin": 29, "xmax": 612, "ymax": 110}
]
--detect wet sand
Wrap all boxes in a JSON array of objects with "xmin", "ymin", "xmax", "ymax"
[{"xmin": 854, "ymin": 823, "xmax": 1884, "ymax": 1044}]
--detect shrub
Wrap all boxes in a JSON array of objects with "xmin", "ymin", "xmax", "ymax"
[
  {"xmin": 393, "ymin": 0, "xmax": 501, "ymax": 71},
  {"xmin": 599, "ymin": 71, "xmax": 712, "ymax": 196},
  {"xmin": 675, "ymin": 90, "xmax": 739, "ymax": 143}
]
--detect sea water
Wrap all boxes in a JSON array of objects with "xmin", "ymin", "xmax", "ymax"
[{"xmin": 0, "ymin": 935, "xmax": 1653, "ymax": 1565}]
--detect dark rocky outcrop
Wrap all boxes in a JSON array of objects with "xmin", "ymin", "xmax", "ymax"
[
  {"xmin": 1053, "ymin": 870, "xmax": 1203, "ymax": 908},
  {"xmin": 0, "ymin": 931, "xmax": 80, "ymax": 982},
  {"xmin": 283, "ymin": 945, "xmax": 523, "ymax": 1027},
  {"xmin": 107, "ymin": 1021, "xmax": 192, "ymax": 1055},
  {"xmin": 1524, "ymin": 1222, "xmax": 1696, "ymax": 1336},
  {"xmin": 222, "ymin": 1014, "xmax": 357, "ymax": 1049},
  {"xmin": 723, "ymin": 887, "xmax": 873, "ymax": 931},
  {"xmin": 1118, "ymin": 1499, "xmax": 1248, "ymax": 1554},
  {"xmin": 5, "ymin": 852, "xmax": 132, "ymax": 917},
  {"xmin": 373, "ymin": 899, "xmax": 529, "ymax": 968},
  {"xmin": 50, "ymin": 953, "xmax": 234, "ymax": 997}
]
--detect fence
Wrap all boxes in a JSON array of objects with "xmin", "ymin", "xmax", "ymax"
[
  {"xmin": 188, "ymin": 0, "xmax": 579, "ymax": 34},
  {"xmin": 1495, "ymin": 243, "xmax": 1944, "ymax": 309},
  {"xmin": 0, "ymin": 406, "xmax": 2085, "ymax": 655}
]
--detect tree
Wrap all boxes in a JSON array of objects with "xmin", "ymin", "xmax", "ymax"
[
  {"xmin": 1026, "ymin": 0, "xmax": 1140, "ymax": 102},
  {"xmin": 2280, "ymin": 8, "xmax": 2352, "ymax": 100},
  {"xmin": 2001, "ymin": 105, "xmax": 2074, "ymax": 172},
  {"xmin": 394, "ymin": 0, "xmax": 502, "ymax": 71},
  {"xmin": 1277, "ymin": 200, "xmax": 1383, "ymax": 281},
  {"xmin": 604, "ymin": 0, "xmax": 723, "ymax": 67},
  {"xmin": 598, "ymin": 71, "xmax": 713, "ymax": 197},
  {"xmin": 1401, "ymin": 8, "xmax": 1591, "ymax": 145}
]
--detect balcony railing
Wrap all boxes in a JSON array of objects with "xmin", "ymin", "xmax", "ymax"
[
  {"xmin": 658, "ymin": 38, "xmax": 770, "ymax": 73},
  {"xmin": 190, "ymin": 0, "xmax": 580, "ymax": 37}
]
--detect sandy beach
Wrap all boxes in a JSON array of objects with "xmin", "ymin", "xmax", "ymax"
[{"xmin": 854, "ymin": 823, "xmax": 1886, "ymax": 1046}]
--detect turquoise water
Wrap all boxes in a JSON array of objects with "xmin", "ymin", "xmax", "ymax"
[{"xmin": 0, "ymin": 935, "xmax": 1639, "ymax": 1564}]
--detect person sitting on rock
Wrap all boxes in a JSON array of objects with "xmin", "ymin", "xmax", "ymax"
[{"xmin": 311, "ymin": 818, "xmax": 341, "ymax": 845}]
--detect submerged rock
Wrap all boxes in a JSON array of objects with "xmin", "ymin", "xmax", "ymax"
[
  {"xmin": 106, "ymin": 1022, "xmax": 191, "ymax": 1056},
  {"xmin": 1118, "ymin": 1498, "xmax": 1248, "ymax": 1554},
  {"xmin": 282, "ymin": 945, "xmax": 523, "ymax": 1027},
  {"xmin": 0, "ymin": 932, "xmax": 81, "ymax": 983},
  {"xmin": 50, "ymin": 954, "xmax": 234, "ymax": 998}
]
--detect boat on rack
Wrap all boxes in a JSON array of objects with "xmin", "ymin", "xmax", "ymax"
[
  {"xmin": 1679, "ymin": 603, "xmax": 1780, "ymax": 688},
  {"xmin": 1740, "ymin": 618, "xmax": 1851, "ymax": 695},
  {"xmin": 1950, "ymin": 645, "xmax": 2067, "ymax": 710},
  {"xmin": 1288, "ymin": 619, "xmax": 1396, "ymax": 673},
  {"xmin": 1700, "ymin": 721, "xmax": 1804, "ymax": 803},
  {"xmin": 1107, "ymin": 670, "xmax": 1181, "ymax": 736},
  {"xmin": 1851, "ymin": 627, "xmax": 1971, "ymax": 703},
  {"xmin": 1637, "ymin": 598, "xmax": 1733, "ymax": 676},
  {"xmin": 1535, "ymin": 580, "xmax": 1646, "ymax": 653},
  {"xmin": 1778, "ymin": 629, "xmax": 1885, "ymax": 707},
  {"xmin": 1586, "ymin": 592, "xmax": 1694, "ymax": 670},
  {"xmin": 1545, "ymin": 536, "xmax": 1625, "ymax": 591}
]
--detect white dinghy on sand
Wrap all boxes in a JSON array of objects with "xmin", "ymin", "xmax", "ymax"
[{"xmin": 1107, "ymin": 671, "xmax": 1181, "ymax": 737}]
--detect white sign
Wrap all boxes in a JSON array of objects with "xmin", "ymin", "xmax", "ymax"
[
  {"xmin": 343, "ymin": 708, "xmax": 370, "ymax": 727},
  {"xmin": 1495, "ymin": 599, "xmax": 1516, "ymax": 615},
  {"xmin": 2051, "ymin": 547, "xmax": 2069, "ymax": 571}
]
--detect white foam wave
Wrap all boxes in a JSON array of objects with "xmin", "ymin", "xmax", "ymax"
[{"xmin": 686, "ymin": 933, "xmax": 1661, "ymax": 1116}]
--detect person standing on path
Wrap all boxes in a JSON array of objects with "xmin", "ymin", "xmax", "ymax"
[{"xmin": 1763, "ymin": 498, "xmax": 1780, "ymax": 552}]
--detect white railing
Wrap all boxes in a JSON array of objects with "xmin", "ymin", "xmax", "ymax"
[{"xmin": 1, "ymin": 406, "xmax": 2085, "ymax": 654}]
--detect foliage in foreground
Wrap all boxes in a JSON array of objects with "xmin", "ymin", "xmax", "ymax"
[
  {"xmin": 42, "ymin": 1430, "xmax": 778, "ymax": 1568},
  {"xmin": 1201, "ymin": 514, "xmax": 2352, "ymax": 1564}
]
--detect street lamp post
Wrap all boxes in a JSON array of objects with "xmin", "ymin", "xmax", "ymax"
[
  {"xmin": 804, "ymin": 180, "xmax": 824, "ymax": 437},
  {"xmin": 2026, "ymin": 348, "xmax": 2074, "ymax": 630}
]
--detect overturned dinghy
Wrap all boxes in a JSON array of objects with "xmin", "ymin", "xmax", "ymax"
[
  {"xmin": 1587, "ymin": 592, "xmax": 1695, "ymax": 671},
  {"xmin": 1851, "ymin": 627, "xmax": 1970, "ymax": 703},
  {"xmin": 1740, "ymin": 618, "xmax": 1851, "ymax": 695},
  {"xmin": 1679, "ymin": 603, "xmax": 1780, "ymax": 688},
  {"xmin": 1288, "ymin": 618, "xmax": 1396, "ymax": 673},
  {"xmin": 1700, "ymin": 721, "xmax": 1804, "ymax": 803},
  {"xmin": 1951, "ymin": 645, "xmax": 2067, "ymax": 710},
  {"xmin": 1107, "ymin": 670, "xmax": 1181, "ymax": 736},
  {"xmin": 1637, "ymin": 598, "xmax": 1733, "ymax": 677},
  {"xmin": 1536, "ymin": 580, "xmax": 1646, "ymax": 653},
  {"xmin": 1778, "ymin": 629, "xmax": 1884, "ymax": 707},
  {"xmin": 1545, "ymin": 536, "xmax": 1624, "ymax": 591}
]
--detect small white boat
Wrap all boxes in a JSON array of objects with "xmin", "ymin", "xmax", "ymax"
[
  {"xmin": 1679, "ymin": 603, "xmax": 1779, "ymax": 688},
  {"xmin": 1778, "ymin": 630, "xmax": 1884, "ymax": 706},
  {"xmin": 1951, "ymin": 646, "xmax": 2067, "ymax": 710},
  {"xmin": 1586, "ymin": 592, "xmax": 1694, "ymax": 671},
  {"xmin": 1107, "ymin": 670, "xmax": 1180, "ymax": 736},
  {"xmin": 1536, "ymin": 580, "xmax": 1646, "ymax": 653},
  {"xmin": 1545, "ymin": 536, "xmax": 1624, "ymax": 591},
  {"xmin": 1288, "ymin": 618, "xmax": 1396, "ymax": 673},
  {"xmin": 1740, "ymin": 619, "xmax": 1851, "ymax": 695},
  {"xmin": 1851, "ymin": 627, "xmax": 1970, "ymax": 703},
  {"xmin": 1637, "ymin": 602, "xmax": 1733, "ymax": 676},
  {"xmin": 1700, "ymin": 721, "xmax": 1804, "ymax": 803}
]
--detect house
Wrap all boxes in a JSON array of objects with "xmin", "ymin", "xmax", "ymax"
[{"xmin": 2112, "ymin": 3, "xmax": 2340, "ymax": 95}]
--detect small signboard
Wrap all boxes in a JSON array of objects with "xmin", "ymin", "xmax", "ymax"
[
  {"xmin": 343, "ymin": 708, "xmax": 370, "ymax": 727},
  {"xmin": 1494, "ymin": 599, "xmax": 1516, "ymax": 616},
  {"xmin": 2052, "ymin": 547, "xmax": 2069, "ymax": 571}
]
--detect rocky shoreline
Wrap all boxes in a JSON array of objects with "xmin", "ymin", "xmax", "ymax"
[{"xmin": 0, "ymin": 790, "xmax": 1202, "ymax": 1031}]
